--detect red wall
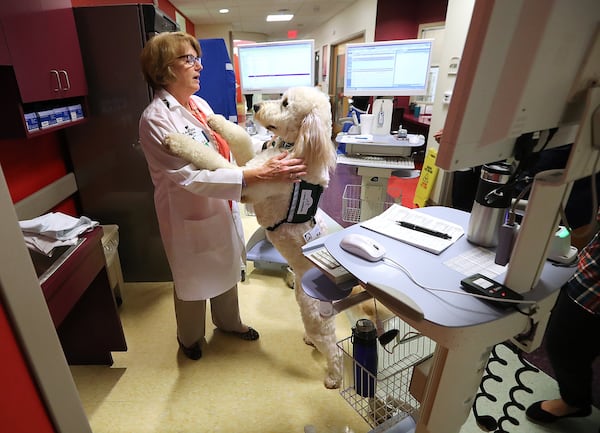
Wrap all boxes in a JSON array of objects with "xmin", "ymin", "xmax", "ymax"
[
  {"xmin": 375, "ymin": 0, "xmax": 448, "ymax": 41},
  {"xmin": 0, "ymin": 302, "xmax": 56, "ymax": 433},
  {"xmin": 0, "ymin": 134, "xmax": 77, "ymax": 215}
]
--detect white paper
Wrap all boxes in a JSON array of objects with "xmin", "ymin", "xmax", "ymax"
[{"xmin": 360, "ymin": 205, "xmax": 464, "ymax": 254}]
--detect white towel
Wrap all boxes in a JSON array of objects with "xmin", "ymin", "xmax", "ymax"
[
  {"xmin": 24, "ymin": 233, "xmax": 79, "ymax": 255},
  {"xmin": 19, "ymin": 212, "xmax": 99, "ymax": 241}
]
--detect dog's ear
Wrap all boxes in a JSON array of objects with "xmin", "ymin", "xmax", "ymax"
[{"xmin": 295, "ymin": 109, "xmax": 336, "ymax": 170}]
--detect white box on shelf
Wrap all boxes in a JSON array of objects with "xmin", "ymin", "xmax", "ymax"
[{"xmin": 68, "ymin": 104, "xmax": 84, "ymax": 120}]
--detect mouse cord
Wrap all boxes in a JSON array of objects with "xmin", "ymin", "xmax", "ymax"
[{"xmin": 381, "ymin": 256, "xmax": 537, "ymax": 306}]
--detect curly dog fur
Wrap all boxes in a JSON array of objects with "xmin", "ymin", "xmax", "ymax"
[{"xmin": 164, "ymin": 86, "xmax": 341, "ymax": 388}]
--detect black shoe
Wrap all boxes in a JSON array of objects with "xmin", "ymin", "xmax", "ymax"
[
  {"xmin": 237, "ymin": 327, "xmax": 260, "ymax": 341},
  {"xmin": 177, "ymin": 338, "xmax": 202, "ymax": 360},
  {"xmin": 526, "ymin": 401, "xmax": 591, "ymax": 424},
  {"xmin": 219, "ymin": 326, "xmax": 260, "ymax": 341}
]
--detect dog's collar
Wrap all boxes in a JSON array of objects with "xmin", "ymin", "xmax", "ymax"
[{"xmin": 262, "ymin": 137, "xmax": 294, "ymax": 151}]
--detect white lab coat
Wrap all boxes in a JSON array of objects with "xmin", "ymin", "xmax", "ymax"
[{"xmin": 139, "ymin": 89, "xmax": 245, "ymax": 301}]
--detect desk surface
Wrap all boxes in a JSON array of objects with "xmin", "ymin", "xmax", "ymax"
[{"xmin": 316, "ymin": 206, "xmax": 575, "ymax": 328}]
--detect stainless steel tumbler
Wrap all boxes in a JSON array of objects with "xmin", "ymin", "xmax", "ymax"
[{"xmin": 466, "ymin": 163, "xmax": 513, "ymax": 247}]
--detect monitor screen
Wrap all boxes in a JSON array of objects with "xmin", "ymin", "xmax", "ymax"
[
  {"xmin": 237, "ymin": 39, "xmax": 315, "ymax": 95},
  {"xmin": 343, "ymin": 39, "xmax": 433, "ymax": 97}
]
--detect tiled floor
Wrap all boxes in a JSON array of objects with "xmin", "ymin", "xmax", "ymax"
[{"xmin": 70, "ymin": 212, "xmax": 599, "ymax": 433}]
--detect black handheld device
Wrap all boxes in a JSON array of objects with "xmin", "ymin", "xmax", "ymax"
[{"xmin": 460, "ymin": 273, "xmax": 524, "ymax": 310}]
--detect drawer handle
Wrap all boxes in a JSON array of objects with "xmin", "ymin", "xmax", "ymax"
[
  {"xmin": 59, "ymin": 70, "xmax": 71, "ymax": 91},
  {"xmin": 50, "ymin": 69, "xmax": 60, "ymax": 92}
]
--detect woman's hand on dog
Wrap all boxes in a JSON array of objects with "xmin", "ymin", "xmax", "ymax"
[{"xmin": 243, "ymin": 151, "xmax": 307, "ymax": 185}]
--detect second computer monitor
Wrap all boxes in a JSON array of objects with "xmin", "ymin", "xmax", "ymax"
[{"xmin": 344, "ymin": 39, "xmax": 433, "ymax": 97}]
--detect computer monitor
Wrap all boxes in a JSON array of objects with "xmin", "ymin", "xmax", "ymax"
[
  {"xmin": 237, "ymin": 39, "xmax": 315, "ymax": 95},
  {"xmin": 437, "ymin": 0, "xmax": 600, "ymax": 295},
  {"xmin": 343, "ymin": 39, "xmax": 433, "ymax": 97}
]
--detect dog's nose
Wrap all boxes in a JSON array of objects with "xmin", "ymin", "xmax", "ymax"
[{"xmin": 253, "ymin": 104, "xmax": 261, "ymax": 113}]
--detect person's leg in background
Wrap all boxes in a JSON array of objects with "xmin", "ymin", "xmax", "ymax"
[{"xmin": 526, "ymin": 289, "xmax": 600, "ymax": 423}]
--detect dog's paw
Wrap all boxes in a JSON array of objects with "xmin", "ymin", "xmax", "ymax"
[
  {"xmin": 323, "ymin": 374, "xmax": 341, "ymax": 389},
  {"xmin": 303, "ymin": 334, "xmax": 315, "ymax": 347},
  {"xmin": 206, "ymin": 114, "xmax": 228, "ymax": 133},
  {"xmin": 163, "ymin": 133, "xmax": 186, "ymax": 154}
]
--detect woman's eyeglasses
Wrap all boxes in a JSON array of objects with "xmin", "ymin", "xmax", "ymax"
[{"xmin": 178, "ymin": 54, "xmax": 201, "ymax": 66}]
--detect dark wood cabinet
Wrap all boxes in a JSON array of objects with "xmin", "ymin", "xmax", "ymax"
[{"xmin": 0, "ymin": 1, "xmax": 87, "ymax": 138}]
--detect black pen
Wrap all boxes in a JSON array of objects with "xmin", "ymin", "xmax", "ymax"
[{"xmin": 397, "ymin": 221, "xmax": 452, "ymax": 239}]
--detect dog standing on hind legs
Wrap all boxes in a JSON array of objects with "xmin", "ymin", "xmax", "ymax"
[{"xmin": 164, "ymin": 86, "xmax": 342, "ymax": 388}]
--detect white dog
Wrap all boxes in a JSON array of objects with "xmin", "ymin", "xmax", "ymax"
[{"xmin": 164, "ymin": 86, "xmax": 342, "ymax": 388}]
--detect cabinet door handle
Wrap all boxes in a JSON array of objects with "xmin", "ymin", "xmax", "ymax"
[
  {"xmin": 51, "ymin": 69, "xmax": 61, "ymax": 92},
  {"xmin": 59, "ymin": 70, "xmax": 71, "ymax": 91}
]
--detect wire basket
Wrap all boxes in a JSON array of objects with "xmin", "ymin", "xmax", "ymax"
[
  {"xmin": 337, "ymin": 316, "xmax": 435, "ymax": 431},
  {"xmin": 342, "ymin": 184, "xmax": 395, "ymax": 223}
]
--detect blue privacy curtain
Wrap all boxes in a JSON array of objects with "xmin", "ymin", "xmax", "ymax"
[{"xmin": 195, "ymin": 38, "xmax": 238, "ymax": 123}]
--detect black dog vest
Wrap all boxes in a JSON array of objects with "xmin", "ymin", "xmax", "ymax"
[{"xmin": 266, "ymin": 180, "xmax": 324, "ymax": 231}]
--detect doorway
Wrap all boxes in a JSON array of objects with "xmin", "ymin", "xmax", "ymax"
[{"xmin": 329, "ymin": 35, "xmax": 364, "ymax": 136}]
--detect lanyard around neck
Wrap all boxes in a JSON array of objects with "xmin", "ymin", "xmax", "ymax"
[{"xmin": 187, "ymin": 98, "xmax": 231, "ymax": 162}]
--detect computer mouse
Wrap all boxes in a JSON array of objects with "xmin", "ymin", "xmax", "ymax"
[{"xmin": 339, "ymin": 233, "xmax": 386, "ymax": 262}]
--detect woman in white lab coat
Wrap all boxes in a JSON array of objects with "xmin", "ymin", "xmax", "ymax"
[{"xmin": 139, "ymin": 32, "xmax": 306, "ymax": 360}]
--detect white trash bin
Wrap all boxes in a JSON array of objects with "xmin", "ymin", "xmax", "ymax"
[{"xmin": 101, "ymin": 224, "xmax": 125, "ymax": 305}]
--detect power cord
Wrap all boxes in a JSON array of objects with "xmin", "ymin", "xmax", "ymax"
[{"xmin": 381, "ymin": 256, "xmax": 537, "ymax": 308}]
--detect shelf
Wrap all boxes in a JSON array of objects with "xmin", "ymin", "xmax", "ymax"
[
  {"xmin": 0, "ymin": 67, "xmax": 87, "ymax": 138},
  {"xmin": 23, "ymin": 117, "xmax": 87, "ymax": 138}
]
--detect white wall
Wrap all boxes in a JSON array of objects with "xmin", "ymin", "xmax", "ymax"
[
  {"xmin": 304, "ymin": 0, "xmax": 378, "ymax": 91},
  {"xmin": 195, "ymin": 23, "xmax": 237, "ymax": 56}
]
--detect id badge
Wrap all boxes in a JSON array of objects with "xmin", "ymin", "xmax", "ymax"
[
  {"xmin": 183, "ymin": 125, "xmax": 209, "ymax": 145},
  {"xmin": 303, "ymin": 223, "xmax": 322, "ymax": 243}
]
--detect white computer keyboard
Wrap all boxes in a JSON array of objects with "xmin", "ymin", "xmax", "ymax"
[
  {"xmin": 305, "ymin": 246, "xmax": 354, "ymax": 284},
  {"xmin": 337, "ymin": 154, "xmax": 415, "ymax": 170}
]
